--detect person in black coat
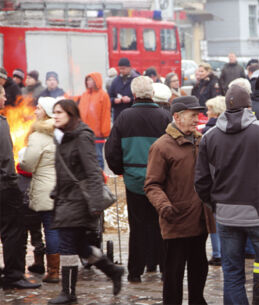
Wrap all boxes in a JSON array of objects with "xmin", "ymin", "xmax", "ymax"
[
  {"xmin": 105, "ymin": 76, "xmax": 171, "ymax": 282},
  {"xmin": 0, "ymin": 85, "xmax": 41, "ymax": 289},
  {"xmin": 108, "ymin": 57, "xmax": 139, "ymax": 121},
  {"xmin": 0, "ymin": 67, "xmax": 21, "ymax": 106},
  {"xmin": 192, "ymin": 63, "xmax": 223, "ymax": 113},
  {"xmin": 219, "ymin": 53, "xmax": 246, "ymax": 94},
  {"xmin": 48, "ymin": 99, "xmax": 124, "ymax": 305}
]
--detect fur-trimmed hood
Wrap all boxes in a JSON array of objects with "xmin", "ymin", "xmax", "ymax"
[
  {"xmin": 25, "ymin": 119, "xmax": 54, "ymax": 145},
  {"xmin": 30, "ymin": 119, "xmax": 55, "ymax": 136},
  {"xmin": 166, "ymin": 123, "xmax": 201, "ymax": 145}
]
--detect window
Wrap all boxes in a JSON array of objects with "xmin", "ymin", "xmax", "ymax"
[
  {"xmin": 120, "ymin": 28, "xmax": 137, "ymax": 50},
  {"xmin": 249, "ymin": 5, "xmax": 257, "ymax": 37},
  {"xmin": 143, "ymin": 29, "xmax": 156, "ymax": 51},
  {"xmin": 160, "ymin": 28, "xmax": 176, "ymax": 50},
  {"xmin": 113, "ymin": 27, "xmax": 117, "ymax": 50}
]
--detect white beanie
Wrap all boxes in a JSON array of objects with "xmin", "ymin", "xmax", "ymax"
[
  {"xmin": 152, "ymin": 83, "xmax": 172, "ymax": 103},
  {"xmin": 131, "ymin": 76, "xmax": 154, "ymax": 99},
  {"xmin": 38, "ymin": 97, "xmax": 57, "ymax": 118},
  {"xmin": 108, "ymin": 67, "xmax": 118, "ymax": 77}
]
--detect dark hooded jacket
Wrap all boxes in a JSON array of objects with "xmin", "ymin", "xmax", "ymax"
[
  {"xmin": 4, "ymin": 77, "xmax": 21, "ymax": 107},
  {"xmin": 195, "ymin": 108, "xmax": 259, "ymax": 227},
  {"xmin": 52, "ymin": 121, "xmax": 103, "ymax": 231}
]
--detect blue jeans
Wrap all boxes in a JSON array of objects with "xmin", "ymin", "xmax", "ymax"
[
  {"xmin": 245, "ymin": 237, "xmax": 255, "ymax": 255},
  {"xmin": 210, "ymin": 221, "xmax": 221, "ymax": 258},
  {"xmin": 40, "ymin": 211, "xmax": 59, "ymax": 254},
  {"xmin": 58, "ymin": 227, "xmax": 93, "ymax": 258},
  {"xmin": 95, "ymin": 138, "xmax": 105, "ymax": 170},
  {"xmin": 218, "ymin": 224, "xmax": 259, "ymax": 305}
]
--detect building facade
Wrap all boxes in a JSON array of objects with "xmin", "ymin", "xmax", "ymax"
[{"xmin": 205, "ymin": 0, "xmax": 259, "ymax": 57}]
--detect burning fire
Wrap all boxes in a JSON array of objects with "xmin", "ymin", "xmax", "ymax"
[{"xmin": 3, "ymin": 96, "xmax": 35, "ymax": 165}]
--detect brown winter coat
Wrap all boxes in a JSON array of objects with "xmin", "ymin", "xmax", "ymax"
[{"xmin": 144, "ymin": 123, "xmax": 215, "ymax": 240}]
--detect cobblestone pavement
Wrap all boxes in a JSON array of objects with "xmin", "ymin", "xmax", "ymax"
[{"xmin": 0, "ymin": 232, "xmax": 254, "ymax": 305}]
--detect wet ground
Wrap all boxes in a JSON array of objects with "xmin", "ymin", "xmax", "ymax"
[{"xmin": 0, "ymin": 232, "xmax": 254, "ymax": 305}]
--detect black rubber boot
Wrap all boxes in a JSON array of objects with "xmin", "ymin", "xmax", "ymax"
[
  {"xmin": 48, "ymin": 267, "xmax": 72, "ymax": 305},
  {"xmin": 94, "ymin": 256, "xmax": 124, "ymax": 295},
  {"xmin": 28, "ymin": 253, "xmax": 45, "ymax": 274},
  {"xmin": 70, "ymin": 266, "xmax": 78, "ymax": 303}
]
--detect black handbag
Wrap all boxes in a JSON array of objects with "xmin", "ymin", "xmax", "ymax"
[{"xmin": 56, "ymin": 150, "xmax": 117, "ymax": 215}]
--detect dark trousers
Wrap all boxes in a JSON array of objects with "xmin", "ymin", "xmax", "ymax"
[
  {"xmin": 0, "ymin": 188, "xmax": 26, "ymax": 281},
  {"xmin": 126, "ymin": 188, "xmax": 164, "ymax": 276},
  {"xmin": 163, "ymin": 234, "xmax": 208, "ymax": 305},
  {"xmin": 24, "ymin": 207, "xmax": 45, "ymax": 255}
]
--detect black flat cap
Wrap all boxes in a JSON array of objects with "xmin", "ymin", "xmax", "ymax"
[{"xmin": 171, "ymin": 96, "xmax": 205, "ymax": 115}]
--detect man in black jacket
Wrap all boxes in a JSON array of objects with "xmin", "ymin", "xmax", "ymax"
[
  {"xmin": 0, "ymin": 67, "xmax": 21, "ymax": 106},
  {"xmin": 108, "ymin": 57, "xmax": 139, "ymax": 121},
  {"xmin": 105, "ymin": 76, "xmax": 171, "ymax": 282},
  {"xmin": 195, "ymin": 85, "xmax": 259, "ymax": 305},
  {"xmin": 0, "ymin": 85, "xmax": 41, "ymax": 289}
]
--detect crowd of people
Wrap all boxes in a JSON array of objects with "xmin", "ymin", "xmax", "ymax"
[{"xmin": 0, "ymin": 53, "xmax": 259, "ymax": 305}]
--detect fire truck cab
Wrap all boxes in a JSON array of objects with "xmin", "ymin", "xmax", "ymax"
[
  {"xmin": 107, "ymin": 17, "xmax": 181, "ymax": 78},
  {"xmin": 0, "ymin": 5, "xmax": 181, "ymax": 95}
]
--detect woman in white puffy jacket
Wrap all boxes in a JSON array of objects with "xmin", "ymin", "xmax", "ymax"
[{"xmin": 21, "ymin": 97, "xmax": 60, "ymax": 283}]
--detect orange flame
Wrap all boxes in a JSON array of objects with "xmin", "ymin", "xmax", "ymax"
[{"xmin": 3, "ymin": 96, "xmax": 36, "ymax": 165}]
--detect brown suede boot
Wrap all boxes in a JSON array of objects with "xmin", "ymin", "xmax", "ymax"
[{"xmin": 43, "ymin": 254, "xmax": 60, "ymax": 283}]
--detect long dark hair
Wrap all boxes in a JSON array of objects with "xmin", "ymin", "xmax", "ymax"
[{"xmin": 53, "ymin": 99, "xmax": 81, "ymax": 131}]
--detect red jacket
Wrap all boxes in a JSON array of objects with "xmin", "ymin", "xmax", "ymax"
[{"xmin": 79, "ymin": 72, "xmax": 111, "ymax": 138}]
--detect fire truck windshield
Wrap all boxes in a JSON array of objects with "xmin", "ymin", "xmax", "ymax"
[
  {"xmin": 119, "ymin": 28, "xmax": 137, "ymax": 51},
  {"xmin": 160, "ymin": 28, "xmax": 177, "ymax": 51}
]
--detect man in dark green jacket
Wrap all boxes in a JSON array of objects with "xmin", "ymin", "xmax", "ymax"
[{"xmin": 105, "ymin": 76, "xmax": 171, "ymax": 282}]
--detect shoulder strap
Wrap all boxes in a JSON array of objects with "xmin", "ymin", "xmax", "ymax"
[{"xmin": 56, "ymin": 149, "xmax": 79, "ymax": 184}]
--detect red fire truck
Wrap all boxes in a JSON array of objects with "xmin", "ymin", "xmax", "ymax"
[{"xmin": 0, "ymin": 5, "xmax": 181, "ymax": 95}]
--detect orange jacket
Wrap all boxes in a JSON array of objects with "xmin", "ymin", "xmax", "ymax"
[{"xmin": 79, "ymin": 72, "xmax": 111, "ymax": 138}]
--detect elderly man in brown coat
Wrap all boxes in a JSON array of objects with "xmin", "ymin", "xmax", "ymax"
[{"xmin": 144, "ymin": 96, "xmax": 215, "ymax": 305}]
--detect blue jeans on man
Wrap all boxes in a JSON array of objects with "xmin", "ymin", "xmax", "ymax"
[
  {"xmin": 218, "ymin": 224, "xmax": 259, "ymax": 305},
  {"xmin": 95, "ymin": 137, "xmax": 105, "ymax": 170}
]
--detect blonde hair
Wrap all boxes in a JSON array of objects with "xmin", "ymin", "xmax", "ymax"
[
  {"xmin": 206, "ymin": 96, "xmax": 226, "ymax": 116},
  {"xmin": 199, "ymin": 62, "xmax": 212, "ymax": 73},
  {"xmin": 228, "ymin": 78, "xmax": 252, "ymax": 94}
]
